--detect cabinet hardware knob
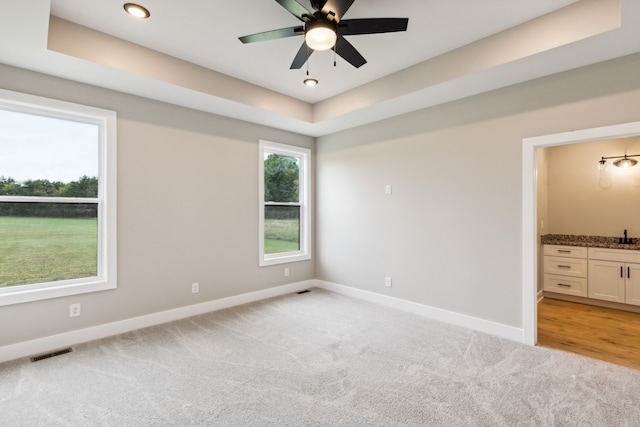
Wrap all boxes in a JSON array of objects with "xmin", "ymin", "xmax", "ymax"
[
  {"xmin": 557, "ymin": 250, "xmax": 571, "ymax": 253},
  {"xmin": 621, "ymin": 266, "xmax": 624, "ymax": 278},
  {"xmin": 558, "ymin": 265, "xmax": 571, "ymax": 269},
  {"xmin": 558, "ymin": 283, "xmax": 571, "ymax": 287},
  {"xmin": 628, "ymin": 267, "xmax": 631, "ymax": 279}
]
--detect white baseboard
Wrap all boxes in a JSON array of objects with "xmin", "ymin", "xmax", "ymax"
[
  {"xmin": 1, "ymin": 279, "xmax": 526, "ymax": 364},
  {"xmin": 0, "ymin": 280, "xmax": 314, "ymax": 364},
  {"xmin": 315, "ymin": 280, "xmax": 525, "ymax": 343},
  {"xmin": 537, "ymin": 289, "xmax": 544, "ymax": 303}
]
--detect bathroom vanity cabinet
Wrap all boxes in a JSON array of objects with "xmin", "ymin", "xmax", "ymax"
[
  {"xmin": 588, "ymin": 248, "xmax": 640, "ymax": 306},
  {"xmin": 543, "ymin": 243, "xmax": 640, "ymax": 307},
  {"xmin": 543, "ymin": 245, "xmax": 588, "ymax": 297}
]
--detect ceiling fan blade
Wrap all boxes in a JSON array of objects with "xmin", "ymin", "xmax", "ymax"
[
  {"xmin": 334, "ymin": 35, "xmax": 366, "ymax": 68},
  {"xmin": 290, "ymin": 42, "xmax": 313, "ymax": 69},
  {"xmin": 275, "ymin": 0, "xmax": 312, "ymax": 22},
  {"xmin": 339, "ymin": 18, "xmax": 409, "ymax": 36},
  {"xmin": 321, "ymin": 0, "xmax": 355, "ymax": 22},
  {"xmin": 310, "ymin": 0, "xmax": 328, "ymax": 11},
  {"xmin": 239, "ymin": 26, "xmax": 304, "ymax": 44}
]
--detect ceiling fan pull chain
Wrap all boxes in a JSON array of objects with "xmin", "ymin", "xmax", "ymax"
[{"xmin": 333, "ymin": 45, "xmax": 337, "ymax": 67}]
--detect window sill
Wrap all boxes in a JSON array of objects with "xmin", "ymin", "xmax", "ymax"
[
  {"xmin": 260, "ymin": 252, "xmax": 311, "ymax": 267},
  {"xmin": 0, "ymin": 278, "xmax": 116, "ymax": 307}
]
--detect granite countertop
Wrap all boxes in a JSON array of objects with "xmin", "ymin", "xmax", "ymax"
[{"xmin": 541, "ymin": 234, "xmax": 640, "ymax": 251}]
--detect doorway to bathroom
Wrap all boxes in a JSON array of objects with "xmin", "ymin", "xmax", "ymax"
[{"xmin": 522, "ymin": 120, "xmax": 640, "ymax": 365}]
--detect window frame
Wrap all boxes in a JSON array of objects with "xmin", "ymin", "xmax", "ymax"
[
  {"xmin": 0, "ymin": 89, "xmax": 117, "ymax": 306},
  {"xmin": 258, "ymin": 140, "xmax": 311, "ymax": 266}
]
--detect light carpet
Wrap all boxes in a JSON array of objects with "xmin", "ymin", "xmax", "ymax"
[{"xmin": 2, "ymin": 288, "xmax": 640, "ymax": 426}]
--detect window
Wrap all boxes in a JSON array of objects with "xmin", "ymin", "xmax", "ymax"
[
  {"xmin": 0, "ymin": 89, "xmax": 117, "ymax": 306},
  {"xmin": 259, "ymin": 140, "xmax": 311, "ymax": 266}
]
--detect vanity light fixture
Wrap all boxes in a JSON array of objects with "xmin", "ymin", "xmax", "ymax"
[
  {"xmin": 614, "ymin": 155, "xmax": 639, "ymax": 168},
  {"xmin": 599, "ymin": 154, "xmax": 640, "ymax": 169},
  {"xmin": 304, "ymin": 78, "xmax": 318, "ymax": 87},
  {"xmin": 123, "ymin": 3, "xmax": 150, "ymax": 19}
]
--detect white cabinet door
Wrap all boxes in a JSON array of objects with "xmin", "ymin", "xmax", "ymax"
[
  {"xmin": 588, "ymin": 259, "xmax": 625, "ymax": 303},
  {"xmin": 625, "ymin": 263, "xmax": 640, "ymax": 306}
]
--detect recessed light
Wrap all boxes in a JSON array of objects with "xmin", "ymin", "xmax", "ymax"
[
  {"xmin": 123, "ymin": 3, "xmax": 150, "ymax": 19},
  {"xmin": 304, "ymin": 78, "xmax": 318, "ymax": 87}
]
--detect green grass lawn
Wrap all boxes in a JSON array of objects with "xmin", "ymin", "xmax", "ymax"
[
  {"xmin": 0, "ymin": 216, "xmax": 98, "ymax": 287},
  {"xmin": 0, "ymin": 216, "xmax": 297, "ymax": 287},
  {"xmin": 264, "ymin": 218, "xmax": 299, "ymax": 254}
]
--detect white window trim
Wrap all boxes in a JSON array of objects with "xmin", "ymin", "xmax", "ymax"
[
  {"xmin": 259, "ymin": 140, "xmax": 311, "ymax": 266},
  {"xmin": 0, "ymin": 89, "xmax": 117, "ymax": 306}
]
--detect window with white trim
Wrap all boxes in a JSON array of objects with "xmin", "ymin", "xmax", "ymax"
[
  {"xmin": 259, "ymin": 140, "xmax": 311, "ymax": 266},
  {"xmin": 0, "ymin": 89, "xmax": 117, "ymax": 306}
]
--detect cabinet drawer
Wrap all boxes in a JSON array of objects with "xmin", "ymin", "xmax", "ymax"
[
  {"xmin": 544, "ymin": 256, "xmax": 588, "ymax": 278},
  {"xmin": 588, "ymin": 247, "xmax": 640, "ymax": 263},
  {"xmin": 544, "ymin": 245, "xmax": 588, "ymax": 259},
  {"xmin": 543, "ymin": 274, "xmax": 588, "ymax": 297}
]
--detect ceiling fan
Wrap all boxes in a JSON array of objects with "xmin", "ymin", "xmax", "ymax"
[{"xmin": 239, "ymin": 0, "xmax": 409, "ymax": 69}]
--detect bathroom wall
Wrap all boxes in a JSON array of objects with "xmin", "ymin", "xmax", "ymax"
[
  {"xmin": 547, "ymin": 137, "xmax": 640, "ymax": 238},
  {"xmin": 537, "ymin": 147, "xmax": 550, "ymax": 293}
]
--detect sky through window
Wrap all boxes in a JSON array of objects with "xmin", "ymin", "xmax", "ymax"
[{"xmin": 0, "ymin": 109, "xmax": 98, "ymax": 183}]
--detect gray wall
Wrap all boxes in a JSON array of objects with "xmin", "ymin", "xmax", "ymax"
[
  {"xmin": 0, "ymin": 64, "xmax": 314, "ymax": 347},
  {"xmin": 316, "ymin": 53, "xmax": 640, "ymax": 328},
  {"xmin": 3, "ymin": 51, "xmax": 640, "ymax": 348}
]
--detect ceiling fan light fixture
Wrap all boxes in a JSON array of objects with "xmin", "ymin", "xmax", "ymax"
[
  {"xmin": 305, "ymin": 20, "xmax": 337, "ymax": 51},
  {"xmin": 237, "ymin": 0, "xmax": 408, "ymax": 69},
  {"xmin": 304, "ymin": 78, "xmax": 318, "ymax": 87},
  {"xmin": 123, "ymin": 3, "xmax": 150, "ymax": 19}
]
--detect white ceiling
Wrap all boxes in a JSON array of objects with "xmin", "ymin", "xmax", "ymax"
[
  {"xmin": 2, "ymin": 0, "xmax": 640, "ymax": 136},
  {"xmin": 49, "ymin": 0, "xmax": 577, "ymax": 104}
]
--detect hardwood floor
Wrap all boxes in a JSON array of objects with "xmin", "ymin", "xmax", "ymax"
[{"xmin": 537, "ymin": 298, "xmax": 640, "ymax": 370}]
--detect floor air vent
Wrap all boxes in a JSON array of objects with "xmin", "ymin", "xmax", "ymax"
[
  {"xmin": 296, "ymin": 290, "xmax": 311, "ymax": 294},
  {"xmin": 30, "ymin": 348, "xmax": 73, "ymax": 362}
]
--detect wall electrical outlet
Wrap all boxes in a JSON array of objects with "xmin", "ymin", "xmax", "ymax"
[
  {"xmin": 284, "ymin": 268, "xmax": 290, "ymax": 277},
  {"xmin": 69, "ymin": 303, "xmax": 81, "ymax": 318},
  {"xmin": 385, "ymin": 277, "xmax": 392, "ymax": 288},
  {"xmin": 385, "ymin": 184, "xmax": 393, "ymax": 195},
  {"xmin": 191, "ymin": 282, "xmax": 199, "ymax": 294}
]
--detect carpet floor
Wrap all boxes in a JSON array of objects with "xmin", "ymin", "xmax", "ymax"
[{"xmin": 2, "ymin": 288, "xmax": 640, "ymax": 426}]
